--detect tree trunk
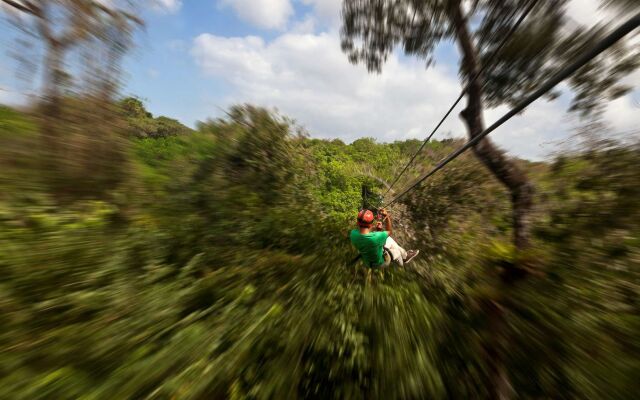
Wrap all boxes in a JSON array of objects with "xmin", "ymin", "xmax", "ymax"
[
  {"xmin": 449, "ymin": 2, "xmax": 535, "ymax": 399},
  {"xmin": 40, "ymin": 39, "xmax": 65, "ymax": 155},
  {"xmin": 449, "ymin": 1, "xmax": 534, "ymax": 251},
  {"xmin": 37, "ymin": 0, "xmax": 64, "ymax": 150}
]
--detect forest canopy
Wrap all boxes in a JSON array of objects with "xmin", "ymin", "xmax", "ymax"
[{"xmin": 1, "ymin": 101, "xmax": 638, "ymax": 399}]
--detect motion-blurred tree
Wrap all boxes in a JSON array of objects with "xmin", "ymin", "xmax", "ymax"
[
  {"xmin": 118, "ymin": 97, "xmax": 193, "ymax": 138},
  {"xmin": 1, "ymin": 0, "xmax": 142, "ymax": 126},
  {"xmin": 1, "ymin": 0, "xmax": 143, "ymax": 198},
  {"xmin": 340, "ymin": 0, "xmax": 639, "ymax": 397}
]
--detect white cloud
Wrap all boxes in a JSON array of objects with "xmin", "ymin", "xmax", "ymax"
[
  {"xmin": 565, "ymin": 0, "xmax": 608, "ymax": 26},
  {"xmin": 192, "ymin": 31, "xmax": 463, "ymax": 142},
  {"xmin": 192, "ymin": 35, "xmax": 272, "ymax": 78},
  {"xmin": 564, "ymin": 0, "xmax": 638, "ymax": 29},
  {"xmin": 291, "ymin": 14, "xmax": 317, "ymax": 34},
  {"xmin": 485, "ymin": 101, "xmax": 573, "ymax": 160},
  {"xmin": 604, "ymin": 95, "xmax": 640, "ymax": 135},
  {"xmin": 301, "ymin": 0, "xmax": 341, "ymax": 24},
  {"xmin": 150, "ymin": 0, "xmax": 182, "ymax": 14},
  {"xmin": 219, "ymin": 0, "xmax": 293, "ymax": 30}
]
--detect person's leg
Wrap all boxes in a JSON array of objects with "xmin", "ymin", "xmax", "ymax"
[{"xmin": 385, "ymin": 236, "xmax": 407, "ymax": 266}]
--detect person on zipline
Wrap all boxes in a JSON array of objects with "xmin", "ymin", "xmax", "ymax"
[{"xmin": 350, "ymin": 208, "xmax": 419, "ymax": 268}]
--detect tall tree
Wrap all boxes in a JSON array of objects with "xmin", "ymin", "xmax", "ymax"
[
  {"xmin": 341, "ymin": 0, "xmax": 639, "ymax": 398},
  {"xmin": 1, "ymin": 0, "xmax": 143, "ymax": 197},
  {"xmin": 1, "ymin": 0, "xmax": 142, "ymax": 128}
]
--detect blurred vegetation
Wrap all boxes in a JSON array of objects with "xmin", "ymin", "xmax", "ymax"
[
  {"xmin": 1, "ymin": 100, "xmax": 638, "ymax": 399},
  {"xmin": 120, "ymin": 97, "xmax": 194, "ymax": 138}
]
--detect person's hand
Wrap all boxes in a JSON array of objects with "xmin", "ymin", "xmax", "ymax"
[{"xmin": 379, "ymin": 208, "xmax": 388, "ymax": 219}]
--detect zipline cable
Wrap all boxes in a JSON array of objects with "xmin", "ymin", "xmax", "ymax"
[
  {"xmin": 384, "ymin": 0, "xmax": 541, "ymax": 198},
  {"xmin": 387, "ymin": 12, "xmax": 640, "ymax": 206}
]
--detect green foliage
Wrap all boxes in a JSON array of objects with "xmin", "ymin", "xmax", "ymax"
[
  {"xmin": 120, "ymin": 97, "xmax": 152, "ymax": 119},
  {"xmin": 0, "ymin": 106, "xmax": 40, "ymax": 195},
  {"xmin": 0, "ymin": 100, "xmax": 129, "ymax": 201},
  {"xmin": 119, "ymin": 97, "xmax": 194, "ymax": 138},
  {"xmin": 0, "ymin": 105, "xmax": 638, "ymax": 399}
]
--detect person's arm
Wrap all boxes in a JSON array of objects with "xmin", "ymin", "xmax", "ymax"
[{"xmin": 379, "ymin": 208, "xmax": 392, "ymax": 236}]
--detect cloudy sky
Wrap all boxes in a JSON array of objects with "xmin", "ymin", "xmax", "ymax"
[{"xmin": 0, "ymin": 0, "xmax": 638, "ymax": 159}]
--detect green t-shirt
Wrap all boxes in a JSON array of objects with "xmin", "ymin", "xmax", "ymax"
[{"xmin": 350, "ymin": 229, "xmax": 389, "ymax": 266}]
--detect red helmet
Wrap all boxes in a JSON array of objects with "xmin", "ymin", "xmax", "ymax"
[{"xmin": 357, "ymin": 209, "xmax": 375, "ymax": 227}]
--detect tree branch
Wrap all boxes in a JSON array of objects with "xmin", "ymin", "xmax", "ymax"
[
  {"xmin": 2, "ymin": 0, "xmax": 44, "ymax": 19},
  {"xmin": 91, "ymin": 1, "xmax": 144, "ymax": 26},
  {"xmin": 34, "ymin": 3, "xmax": 53, "ymax": 42},
  {"xmin": 1, "ymin": 0, "xmax": 36, "ymax": 15}
]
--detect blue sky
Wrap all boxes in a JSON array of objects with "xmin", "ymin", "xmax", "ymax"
[{"xmin": 1, "ymin": 0, "xmax": 638, "ymax": 160}]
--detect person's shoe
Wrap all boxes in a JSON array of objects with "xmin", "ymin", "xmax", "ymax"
[{"xmin": 404, "ymin": 250, "xmax": 420, "ymax": 264}]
